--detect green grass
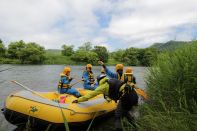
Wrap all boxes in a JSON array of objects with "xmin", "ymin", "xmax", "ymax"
[
  {"xmin": 46, "ymin": 49, "xmax": 62, "ymax": 55},
  {"xmin": 0, "ymin": 58, "xmax": 20, "ymax": 64},
  {"xmin": 0, "ymin": 50, "xmax": 118, "ymax": 65},
  {"xmin": 44, "ymin": 50, "xmax": 75, "ymax": 65},
  {"xmin": 136, "ymin": 42, "xmax": 197, "ymax": 130},
  {"xmin": 45, "ymin": 50, "xmax": 117, "ymax": 65},
  {"xmin": 106, "ymin": 58, "xmax": 124, "ymax": 66}
]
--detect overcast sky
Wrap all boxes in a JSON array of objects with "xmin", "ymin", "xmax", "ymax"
[{"xmin": 0, "ymin": 0, "xmax": 197, "ymax": 51}]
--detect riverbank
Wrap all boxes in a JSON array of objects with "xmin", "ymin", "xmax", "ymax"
[
  {"xmin": 0, "ymin": 50, "xmax": 122, "ymax": 65},
  {"xmin": 0, "ymin": 57, "xmax": 121, "ymax": 66}
]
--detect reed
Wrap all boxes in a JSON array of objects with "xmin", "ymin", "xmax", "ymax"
[{"xmin": 136, "ymin": 42, "xmax": 197, "ymax": 130}]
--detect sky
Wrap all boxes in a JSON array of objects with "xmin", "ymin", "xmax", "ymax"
[{"xmin": 0, "ymin": 0, "xmax": 197, "ymax": 51}]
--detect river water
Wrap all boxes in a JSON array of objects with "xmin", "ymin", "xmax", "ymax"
[{"xmin": 0, "ymin": 65, "xmax": 146, "ymax": 130}]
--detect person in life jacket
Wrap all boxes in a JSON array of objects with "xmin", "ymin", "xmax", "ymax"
[
  {"xmin": 82, "ymin": 64, "xmax": 98, "ymax": 90},
  {"xmin": 125, "ymin": 67, "xmax": 148, "ymax": 100},
  {"xmin": 58, "ymin": 67, "xmax": 81, "ymax": 97},
  {"xmin": 72, "ymin": 74, "xmax": 138, "ymax": 131},
  {"xmin": 98, "ymin": 61, "xmax": 127, "ymax": 83},
  {"xmin": 125, "ymin": 67, "xmax": 136, "ymax": 84}
]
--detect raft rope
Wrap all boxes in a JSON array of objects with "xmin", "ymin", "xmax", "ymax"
[
  {"xmin": 53, "ymin": 98, "xmax": 107, "ymax": 115},
  {"xmin": 11, "ymin": 94, "xmax": 107, "ymax": 115}
]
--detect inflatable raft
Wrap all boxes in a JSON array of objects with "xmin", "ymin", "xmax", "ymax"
[{"xmin": 2, "ymin": 88, "xmax": 117, "ymax": 130}]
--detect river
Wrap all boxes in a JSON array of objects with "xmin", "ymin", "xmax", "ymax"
[{"xmin": 0, "ymin": 65, "xmax": 146, "ymax": 130}]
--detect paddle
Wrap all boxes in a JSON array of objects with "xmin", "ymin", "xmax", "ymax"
[
  {"xmin": 11, "ymin": 80, "xmax": 46, "ymax": 99},
  {"xmin": 57, "ymin": 78, "xmax": 82, "ymax": 93},
  {"xmin": 127, "ymin": 82, "xmax": 148, "ymax": 100},
  {"xmin": 11, "ymin": 80, "xmax": 70, "ymax": 131},
  {"xmin": 134, "ymin": 85, "xmax": 148, "ymax": 100},
  {"xmin": 70, "ymin": 80, "xmax": 83, "ymax": 88}
]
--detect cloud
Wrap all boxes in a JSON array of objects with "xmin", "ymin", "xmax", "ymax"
[
  {"xmin": 106, "ymin": 0, "xmax": 197, "ymax": 48},
  {"xmin": 0, "ymin": 0, "xmax": 197, "ymax": 51},
  {"xmin": 0, "ymin": 0, "xmax": 104, "ymax": 48}
]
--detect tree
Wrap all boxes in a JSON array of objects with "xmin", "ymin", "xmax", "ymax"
[
  {"xmin": 137, "ymin": 48, "xmax": 158, "ymax": 66},
  {"xmin": 7, "ymin": 40, "xmax": 26, "ymax": 59},
  {"xmin": 122, "ymin": 48, "xmax": 139, "ymax": 65},
  {"xmin": 111, "ymin": 49, "xmax": 125, "ymax": 62},
  {"xmin": 93, "ymin": 46, "xmax": 109, "ymax": 62},
  {"xmin": 78, "ymin": 42, "xmax": 92, "ymax": 51},
  {"xmin": 71, "ymin": 50, "xmax": 98, "ymax": 65},
  {"xmin": 7, "ymin": 41, "xmax": 46, "ymax": 64},
  {"xmin": 141, "ymin": 48, "xmax": 158, "ymax": 66},
  {"xmin": 20, "ymin": 42, "xmax": 46, "ymax": 64},
  {"xmin": 61, "ymin": 44, "xmax": 74, "ymax": 56},
  {"xmin": 0, "ymin": 39, "xmax": 6, "ymax": 57}
]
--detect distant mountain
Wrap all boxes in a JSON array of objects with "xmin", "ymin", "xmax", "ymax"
[
  {"xmin": 150, "ymin": 40, "xmax": 192, "ymax": 51},
  {"xmin": 150, "ymin": 43, "xmax": 164, "ymax": 49}
]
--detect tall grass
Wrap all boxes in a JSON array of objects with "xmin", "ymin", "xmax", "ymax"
[
  {"xmin": 44, "ymin": 50, "xmax": 75, "ymax": 65},
  {"xmin": 137, "ymin": 42, "xmax": 197, "ymax": 130},
  {"xmin": 0, "ymin": 58, "xmax": 20, "ymax": 64}
]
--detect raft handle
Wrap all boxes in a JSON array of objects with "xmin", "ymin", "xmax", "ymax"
[
  {"xmin": 70, "ymin": 110, "xmax": 76, "ymax": 115},
  {"xmin": 1, "ymin": 108, "xmax": 4, "ymax": 112}
]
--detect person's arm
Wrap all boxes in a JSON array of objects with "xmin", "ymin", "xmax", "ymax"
[
  {"xmin": 133, "ymin": 76, "xmax": 136, "ymax": 84},
  {"xmin": 77, "ymin": 90, "xmax": 102, "ymax": 102},
  {"xmin": 68, "ymin": 77, "xmax": 73, "ymax": 82},
  {"xmin": 98, "ymin": 61, "xmax": 117, "ymax": 79},
  {"xmin": 76, "ymin": 84, "xmax": 107, "ymax": 102},
  {"xmin": 62, "ymin": 77, "xmax": 70, "ymax": 84},
  {"xmin": 105, "ymin": 67, "xmax": 118, "ymax": 79}
]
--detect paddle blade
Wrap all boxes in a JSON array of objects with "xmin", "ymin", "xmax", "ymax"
[{"xmin": 135, "ymin": 88, "xmax": 148, "ymax": 100}]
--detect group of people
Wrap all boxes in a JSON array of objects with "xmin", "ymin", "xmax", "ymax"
[
  {"xmin": 57, "ymin": 63, "xmax": 98, "ymax": 97},
  {"xmin": 58, "ymin": 61, "xmax": 138, "ymax": 131}
]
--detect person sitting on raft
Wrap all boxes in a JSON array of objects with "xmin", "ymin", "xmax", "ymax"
[
  {"xmin": 82, "ymin": 64, "xmax": 98, "ymax": 90},
  {"xmin": 58, "ymin": 67, "xmax": 81, "ymax": 97}
]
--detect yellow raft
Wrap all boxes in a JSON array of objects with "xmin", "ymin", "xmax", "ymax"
[{"xmin": 2, "ymin": 88, "xmax": 117, "ymax": 129}]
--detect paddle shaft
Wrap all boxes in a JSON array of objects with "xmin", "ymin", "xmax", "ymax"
[
  {"xmin": 70, "ymin": 80, "xmax": 82, "ymax": 87},
  {"xmin": 11, "ymin": 80, "xmax": 46, "ymax": 99}
]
